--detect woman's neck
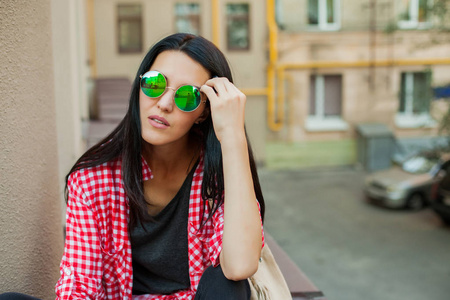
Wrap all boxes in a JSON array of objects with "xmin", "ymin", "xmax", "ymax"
[{"xmin": 142, "ymin": 136, "xmax": 200, "ymax": 176}]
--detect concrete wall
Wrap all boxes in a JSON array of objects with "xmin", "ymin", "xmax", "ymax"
[
  {"xmin": 92, "ymin": 0, "xmax": 267, "ymax": 161},
  {"xmin": 0, "ymin": 0, "xmax": 64, "ymax": 298},
  {"xmin": 52, "ymin": 0, "xmax": 89, "ymax": 223}
]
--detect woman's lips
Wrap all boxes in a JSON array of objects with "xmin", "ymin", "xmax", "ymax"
[{"xmin": 148, "ymin": 115, "xmax": 170, "ymax": 128}]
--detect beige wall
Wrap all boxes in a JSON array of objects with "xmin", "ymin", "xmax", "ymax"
[
  {"xmin": 0, "ymin": 0, "xmax": 64, "ymax": 298},
  {"xmin": 94, "ymin": 0, "xmax": 212, "ymax": 80},
  {"xmin": 272, "ymin": 0, "xmax": 450, "ymax": 142},
  {"xmin": 278, "ymin": 0, "xmax": 423, "ymax": 32},
  {"xmin": 274, "ymin": 31, "xmax": 450, "ymax": 141},
  {"xmin": 221, "ymin": 0, "xmax": 267, "ymax": 161},
  {"xmin": 92, "ymin": 0, "xmax": 450, "ymax": 146},
  {"xmin": 92, "ymin": 0, "xmax": 267, "ymax": 161}
]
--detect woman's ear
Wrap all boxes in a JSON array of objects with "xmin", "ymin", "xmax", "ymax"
[{"xmin": 195, "ymin": 105, "xmax": 210, "ymax": 124}]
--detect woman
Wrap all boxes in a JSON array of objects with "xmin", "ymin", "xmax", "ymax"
[{"xmin": 55, "ymin": 33, "xmax": 265, "ymax": 300}]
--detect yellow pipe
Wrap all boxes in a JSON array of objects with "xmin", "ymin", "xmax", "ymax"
[
  {"xmin": 212, "ymin": 0, "xmax": 220, "ymax": 48},
  {"xmin": 86, "ymin": 0, "xmax": 97, "ymax": 78},
  {"xmin": 276, "ymin": 67, "xmax": 285, "ymax": 123},
  {"xmin": 267, "ymin": 4, "xmax": 278, "ymax": 63},
  {"xmin": 269, "ymin": 57, "xmax": 450, "ymax": 132},
  {"xmin": 393, "ymin": 58, "xmax": 450, "ymax": 66},
  {"xmin": 285, "ymin": 73, "xmax": 295, "ymax": 143},
  {"xmin": 241, "ymin": 88, "xmax": 268, "ymax": 96},
  {"xmin": 267, "ymin": 66, "xmax": 277, "ymax": 126},
  {"xmin": 267, "ymin": 0, "xmax": 282, "ymax": 131}
]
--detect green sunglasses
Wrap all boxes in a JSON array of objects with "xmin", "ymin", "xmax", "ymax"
[{"xmin": 140, "ymin": 70, "xmax": 205, "ymax": 112}]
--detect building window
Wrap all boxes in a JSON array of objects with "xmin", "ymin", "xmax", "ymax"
[
  {"xmin": 396, "ymin": 71, "xmax": 435, "ymax": 128},
  {"xmin": 309, "ymin": 74, "xmax": 342, "ymax": 117},
  {"xmin": 308, "ymin": 0, "xmax": 340, "ymax": 31},
  {"xmin": 117, "ymin": 4, "xmax": 143, "ymax": 53},
  {"xmin": 226, "ymin": 3, "xmax": 250, "ymax": 51},
  {"xmin": 306, "ymin": 74, "xmax": 348, "ymax": 131},
  {"xmin": 399, "ymin": 72, "xmax": 431, "ymax": 115},
  {"xmin": 398, "ymin": 0, "xmax": 432, "ymax": 29},
  {"xmin": 175, "ymin": 3, "xmax": 201, "ymax": 35}
]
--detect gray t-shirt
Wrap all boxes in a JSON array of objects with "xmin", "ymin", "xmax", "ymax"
[{"xmin": 130, "ymin": 162, "xmax": 198, "ymax": 295}]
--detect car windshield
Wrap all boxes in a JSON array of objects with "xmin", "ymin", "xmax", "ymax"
[{"xmin": 402, "ymin": 156, "xmax": 439, "ymax": 174}]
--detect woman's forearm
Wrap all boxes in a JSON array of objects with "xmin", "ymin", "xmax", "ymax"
[{"xmin": 219, "ymin": 131, "xmax": 262, "ymax": 281}]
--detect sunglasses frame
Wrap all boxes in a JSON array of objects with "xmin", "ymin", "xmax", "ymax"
[{"xmin": 139, "ymin": 70, "xmax": 206, "ymax": 112}]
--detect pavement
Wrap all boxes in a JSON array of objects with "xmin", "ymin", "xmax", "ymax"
[{"xmin": 258, "ymin": 165, "xmax": 450, "ymax": 300}]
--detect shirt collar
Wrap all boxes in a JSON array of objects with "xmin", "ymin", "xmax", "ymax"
[
  {"xmin": 140, "ymin": 150, "xmax": 204, "ymax": 182},
  {"xmin": 141, "ymin": 155, "xmax": 153, "ymax": 181}
]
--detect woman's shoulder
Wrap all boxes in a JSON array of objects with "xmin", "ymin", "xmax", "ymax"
[{"xmin": 68, "ymin": 157, "xmax": 122, "ymax": 189}]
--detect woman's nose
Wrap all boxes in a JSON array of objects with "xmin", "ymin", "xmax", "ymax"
[{"xmin": 157, "ymin": 88, "xmax": 175, "ymax": 112}]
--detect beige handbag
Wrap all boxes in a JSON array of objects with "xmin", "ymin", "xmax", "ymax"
[{"xmin": 248, "ymin": 244, "xmax": 292, "ymax": 300}]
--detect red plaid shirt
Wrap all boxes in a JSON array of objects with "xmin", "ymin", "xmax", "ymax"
[{"xmin": 55, "ymin": 154, "xmax": 264, "ymax": 300}]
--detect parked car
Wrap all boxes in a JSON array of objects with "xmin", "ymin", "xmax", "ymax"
[
  {"xmin": 364, "ymin": 152, "xmax": 450, "ymax": 210},
  {"xmin": 430, "ymin": 160, "xmax": 450, "ymax": 225}
]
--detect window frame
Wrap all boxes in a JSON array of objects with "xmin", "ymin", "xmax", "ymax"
[
  {"xmin": 397, "ymin": 0, "xmax": 433, "ymax": 30},
  {"xmin": 117, "ymin": 4, "xmax": 143, "ymax": 54},
  {"xmin": 226, "ymin": 3, "xmax": 251, "ymax": 51},
  {"xmin": 396, "ymin": 70, "xmax": 436, "ymax": 128},
  {"xmin": 306, "ymin": 74, "xmax": 349, "ymax": 132},
  {"xmin": 398, "ymin": 71, "xmax": 431, "ymax": 116},
  {"xmin": 307, "ymin": 0, "xmax": 341, "ymax": 31},
  {"xmin": 309, "ymin": 74, "xmax": 343, "ymax": 118},
  {"xmin": 174, "ymin": 3, "xmax": 201, "ymax": 35}
]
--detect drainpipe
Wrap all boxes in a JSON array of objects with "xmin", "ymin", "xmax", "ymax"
[
  {"xmin": 212, "ymin": 0, "xmax": 220, "ymax": 48},
  {"xmin": 369, "ymin": 0, "xmax": 376, "ymax": 91},
  {"xmin": 86, "ymin": 0, "xmax": 97, "ymax": 78},
  {"xmin": 267, "ymin": 0, "xmax": 283, "ymax": 131},
  {"xmin": 285, "ymin": 73, "xmax": 295, "ymax": 142}
]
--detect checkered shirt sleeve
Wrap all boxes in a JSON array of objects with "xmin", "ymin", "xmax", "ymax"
[
  {"xmin": 55, "ymin": 171, "xmax": 106, "ymax": 299},
  {"xmin": 208, "ymin": 201, "xmax": 224, "ymax": 267}
]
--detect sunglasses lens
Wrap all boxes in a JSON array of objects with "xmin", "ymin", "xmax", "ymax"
[
  {"xmin": 140, "ymin": 71, "xmax": 166, "ymax": 97},
  {"xmin": 174, "ymin": 86, "xmax": 201, "ymax": 112}
]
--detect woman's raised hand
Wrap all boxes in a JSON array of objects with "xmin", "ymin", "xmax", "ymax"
[
  {"xmin": 201, "ymin": 78, "xmax": 262, "ymax": 280},
  {"xmin": 200, "ymin": 77, "xmax": 246, "ymax": 143}
]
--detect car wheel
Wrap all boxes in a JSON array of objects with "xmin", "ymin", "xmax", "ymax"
[{"xmin": 406, "ymin": 193, "xmax": 425, "ymax": 211}]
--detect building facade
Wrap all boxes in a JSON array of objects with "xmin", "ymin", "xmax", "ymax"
[
  {"xmin": 273, "ymin": 0, "xmax": 450, "ymax": 141},
  {"xmin": 89, "ymin": 0, "xmax": 450, "ymax": 146},
  {"xmin": 91, "ymin": 0, "xmax": 268, "ymax": 160}
]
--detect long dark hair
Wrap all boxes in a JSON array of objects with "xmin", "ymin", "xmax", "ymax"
[{"xmin": 66, "ymin": 33, "xmax": 265, "ymax": 229}]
